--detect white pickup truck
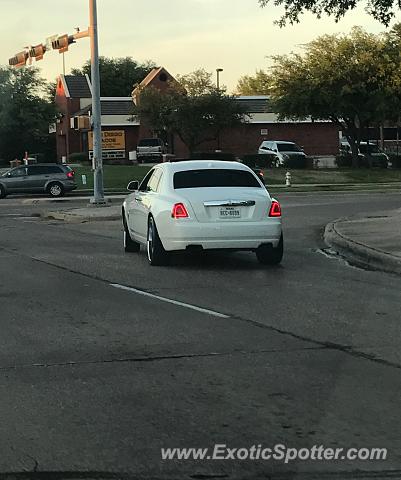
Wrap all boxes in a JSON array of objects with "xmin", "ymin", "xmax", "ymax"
[{"xmin": 136, "ymin": 138, "xmax": 166, "ymax": 163}]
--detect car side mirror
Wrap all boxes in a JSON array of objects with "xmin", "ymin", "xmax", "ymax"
[{"xmin": 127, "ymin": 180, "xmax": 139, "ymax": 191}]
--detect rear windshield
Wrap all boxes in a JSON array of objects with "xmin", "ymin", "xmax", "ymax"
[
  {"xmin": 138, "ymin": 139, "xmax": 161, "ymax": 147},
  {"xmin": 277, "ymin": 143, "xmax": 302, "ymax": 152},
  {"xmin": 174, "ymin": 169, "xmax": 261, "ymax": 189}
]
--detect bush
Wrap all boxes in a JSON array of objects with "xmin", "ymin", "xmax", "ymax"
[
  {"xmin": 335, "ymin": 154, "xmax": 353, "ymax": 168},
  {"xmin": 191, "ymin": 152, "xmax": 237, "ymax": 161},
  {"xmin": 336, "ymin": 153, "xmax": 390, "ymax": 168},
  {"xmin": 241, "ymin": 154, "xmax": 276, "ymax": 169},
  {"xmin": 282, "ymin": 156, "xmax": 308, "ymax": 169},
  {"xmin": 29, "ymin": 153, "xmax": 50, "ymax": 163},
  {"xmin": 388, "ymin": 154, "xmax": 401, "ymax": 168},
  {"xmin": 68, "ymin": 152, "xmax": 89, "ymax": 164}
]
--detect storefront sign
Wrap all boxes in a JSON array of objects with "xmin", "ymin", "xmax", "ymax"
[{"xmin": 88, "ymin": 130, "xmax": 125, "ymax": 150}]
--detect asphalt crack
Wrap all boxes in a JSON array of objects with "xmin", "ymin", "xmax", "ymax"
[
  {"xmin": 1, "ymin": 243, "xmax": 400, "ymax": 372},
  {"xmin": 229, "ymin": 314, "xmax": 401, "ymax": 370},
  {"xmin": 0, "ymin": 469, "xmax": 400, "ymax": 480},
  {"xmin": 0, "ymin": 346, "xmax": 325, "ymax": 372}
]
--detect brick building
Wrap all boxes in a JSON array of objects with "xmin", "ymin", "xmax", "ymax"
[
  {"xmin": 55, "ymin": 67, "xmax": 340, "ymax": 162},
  {"xmin": 55, "ymin": 74, "xmax": 139, "ymax": 163}
]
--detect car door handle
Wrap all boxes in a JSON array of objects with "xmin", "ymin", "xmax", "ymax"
[{"xmin": 136, "ymin": 197, "xmax": 143, "ymax": 203}]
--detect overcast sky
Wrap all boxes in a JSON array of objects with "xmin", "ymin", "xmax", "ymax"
[{"xmin": 1, "ymin": 0, "xmax": 399, "ymax": 92}]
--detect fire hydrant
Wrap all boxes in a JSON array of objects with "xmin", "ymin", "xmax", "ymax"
[{"xmin": 285, "ymin": 171, "xmax": 292, "ymax": 187}]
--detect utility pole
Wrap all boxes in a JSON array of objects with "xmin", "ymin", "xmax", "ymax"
[{"xmin": 89, "ymin": 0, "xmax": 105, "ymax": 204}]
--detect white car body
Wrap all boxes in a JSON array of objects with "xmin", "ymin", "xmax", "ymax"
[{"xmin": 122, "ymin": 160, "xmax": 283, "ymax": 264}]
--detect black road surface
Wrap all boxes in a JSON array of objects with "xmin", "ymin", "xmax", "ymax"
[{"xmin": 0, "ymin": 192, "xmax": 400, "ymax": 480}]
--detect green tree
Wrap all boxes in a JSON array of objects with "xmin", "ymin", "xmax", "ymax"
[
  {"xmin": 71, "ymin": 57, "xmax": 156, "ymax": 96},
  {"xmin": 266, "ymin": 26, "xmax": 401, "ymax": 165},
  {"xmin": 135, "ymin": 85, "xmax": 248, "ymax": 155},
  {"xmin": 176, "ymin": 68, "xmax": 215, "ymax": 96},
  {"xmin": 0, "ymin": 66, "xmax": 56, "ymax": 162},
  {"xmin": 259, "ymin": 0, "xmax": 397, "ymax": 26},
  {"xmin": 236, "ymin": 70, "xmax": 271, "ymax": 95}
]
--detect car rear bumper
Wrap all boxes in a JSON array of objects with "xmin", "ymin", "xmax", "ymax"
[
  {"xmin": 159, "ymin": 220, "xmax": 282, "ymax": 251},
  {"xmin": 137, "ymin": 152, "xmax": 163, "ymax": 157}
]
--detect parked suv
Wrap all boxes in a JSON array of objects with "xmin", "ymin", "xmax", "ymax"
[
  {"xmin": 0, "ymin": 164, "xmax": 77, "ymax": 198},
  {"xmin": 136, "ymin": 138, "xmax": 166, "ymax": 163},
  {"xmin": 258, "ymin": 140, "xmax": 306, "ymax": 166}
]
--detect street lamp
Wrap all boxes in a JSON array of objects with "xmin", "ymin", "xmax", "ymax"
[
  {"xmin": 216, "ymin": 68, "xmax": 223, "ymax": 90},
  {"xmin": 215, "ymin": 68, "xmax": 223, "ymax": 152}
]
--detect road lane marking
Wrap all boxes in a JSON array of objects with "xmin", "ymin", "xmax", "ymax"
[
  {"xmin": 0, "ymin": 213, "xmax": 25, "ymax": 216},
  {"xmin": 110, "ymin": 283, "xmax": 230, "ymax": 318}
]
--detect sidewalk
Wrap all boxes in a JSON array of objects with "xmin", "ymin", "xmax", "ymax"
[{"xmin": 324, "ymin": 208, "xmax": 401, "ymax": 275}]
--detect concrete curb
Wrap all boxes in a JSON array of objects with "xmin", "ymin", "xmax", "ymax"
[
  {"xmin": 324, "ymin": 220, "xmax": 401, "ymax": 276},
  {"xmin": 20, "ymin": 195, "xmax": 125, "ymax": 206},
  {"xmin": 42, "ymin": 209, "xmax": 121, "ymax": 223}
]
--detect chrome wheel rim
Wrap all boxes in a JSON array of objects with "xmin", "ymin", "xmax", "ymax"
[
  {"xmin": 147, "ymin": 222, "xmax": 154, "ymax": 262},
  {"xmin": 50, "ymin": 184, "xmax": 61, "ymax": 196}
]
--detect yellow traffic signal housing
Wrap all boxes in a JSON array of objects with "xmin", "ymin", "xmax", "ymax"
[
  {"xmin": 8, "ymin": 51, "xmax": 28, "ymax": 68},
  {"xmin": 29, "ymin": 44, "xmax": 46, "ymax": 61},
  {"xmin": 51, "ymin": 34, "xmax": 75, "ymax": 53},
  {"xmin": 77, "ymin": 116, "xmax": 90, "ymax": 130},
  {"xmin": 72, "ymin": 116, "xmax": 90, "ymax": 130}
]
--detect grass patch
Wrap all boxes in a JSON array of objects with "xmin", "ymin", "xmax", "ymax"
[
  {"xmin": 73, "ymin": 165, "xmax": 151, "ymax": 190},
  {"xmin": 264, "ymin": 168, "xmax": 401, "ymax": 185},
  {"xmin": 70, "ymin": 164, "xmax": 401, "ymax": 191}
]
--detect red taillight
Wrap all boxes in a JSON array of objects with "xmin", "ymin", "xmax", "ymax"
[
  {"xmin": 172, "ymin": 203, "xmax": 189, "ymax": 218},
  {"xmin": 66, "ymin": 170, "xmax": 74, "ymax": 179},
  {"xmin": 269, "ymin": 200, "xmax": 281, "ymax": 217}
]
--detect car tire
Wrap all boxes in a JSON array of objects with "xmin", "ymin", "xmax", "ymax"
[
  {"xmin": 147, "ymin": 216, "xmax": 169, "ymax": 266},
  {"xmin": 256, "ymin": 234, "xmax": 284, "ymax": 265},
  {"xmin": 47, "ymin": 182, "xmax": 64, "ymax": 197},
  {"xmin": 0, "ymin": 184, "xmax": 6, "ymax": 199},
  {"xmin": 123, "ymin": 214, "xmax": 140, "ymax": 253}
]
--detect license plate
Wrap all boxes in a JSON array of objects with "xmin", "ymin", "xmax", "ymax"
[{"xmin": 219, "ymin": 207, "xmax": 241, "ymax": 218}]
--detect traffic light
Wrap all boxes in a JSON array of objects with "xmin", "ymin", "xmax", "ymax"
[
  {"xmin": 29, "ymin": 44, "xmax": 46, "ymax": 61},
  {"xmin": 51, "ymin": 34, "xmax": 75, "ymax": 53},
  {"xmin": 8, "ymin": 51, "xmax": 28, "ymax": 68},
  {"xmin": 71, "ymin": 116, "xmax": 91, "ymax": 130},
  {"xmin": 77, "ymin": 116, "xmax": 90, "ymax": 130}
]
